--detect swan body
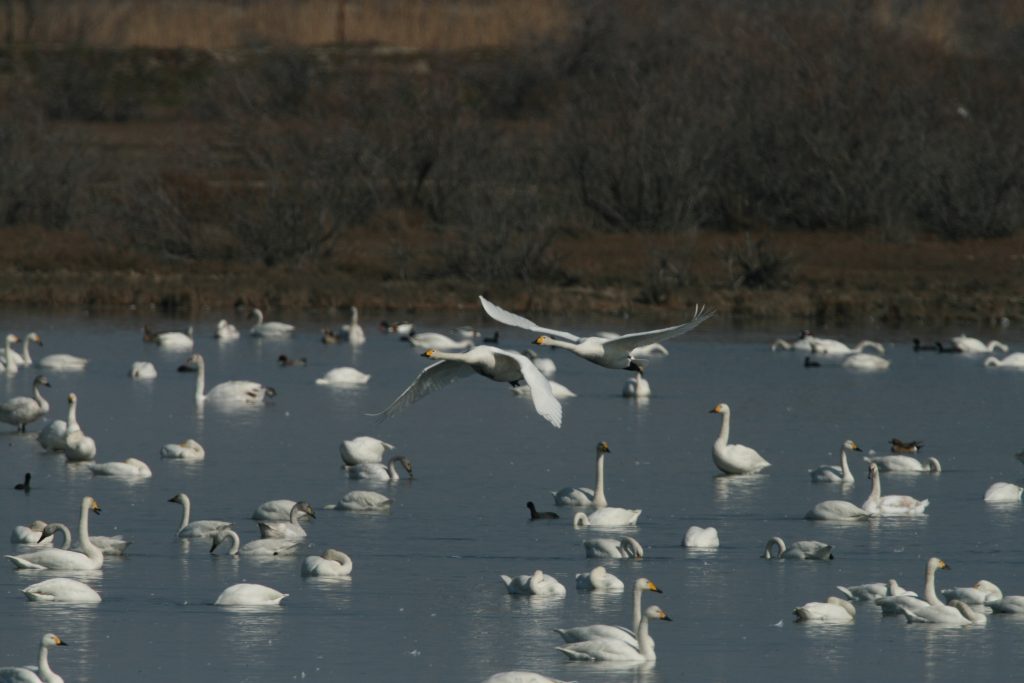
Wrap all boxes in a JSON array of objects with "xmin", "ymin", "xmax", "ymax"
[
  {"xmin": 380, "ymin": 320, "xmax": 415, "ymax": 337},
  {"xmin": 683, "ymin": 526, "xmax": 720, "ymax": 548},
  {"xmin": 214, "ymin": 583, "xmax": 288, "ymax": 606},
  {"xmin": 129, "ymin": 361, "xmax": 157, "ymax": 379},
  {"xmin": 37, "ymin": 419, "xmax": 67, "ymax": 452},
  {"xmin": 483, "ymin": 673, "xmax": 571, "ymax": 683},
  {"xmin": 864, "ymin": 454, "xmax": 941, "ymax": 473},
  {"xmin": 0, "ymin": 633, "xmax": 66, "ymax": 683},
  {"xmin": 556, "ymin": 577, "xmax": 661, "ymax": 648},
  {"xmin": 374, "ymin": 346, "xmax": 562, "ymax": 428},
  {"xmin": 168, "ymin": 492, "xmax": 231, "ymax": 539},
  {"xmin": 88, "ymin": 458, "xmax": 152, "ymax": 478},
  {"xmin": 842, "ymin": 353, "xmax": 891, "ymax": 371},
  {"xmin": 952, "ymin": 335, "xmax": 1008, "ymax": 354},
  {"xmin": 575, "ymin": 565, "xmax": 624, "ymax": 591},
  {"xmin": 876, "ymin": 557, "xmax": 950, "ymax": 615},
  {"xmin": 40, "ymin": 522, "xmax": 130, "ymax": 557},
  {"xmin": 809, "ymin": 440, "xmax": 860, "ymax": 483},
  {"xmin": 557, "ymin": 605, "xmax": 670, "ymax": 662},
  {"xmin": 573, "ymin": 508, "xmax": 641, "ymax": 528},
  {"xmin": 186, "ymin": 353, "xmax": 274, "ymax": 404},
  {"xmin": 325, "ymin": 491, "xmax": 392, "ymax": 511},
  {"xmin": 983, "ymin": 352, "xmax": 1024, "ymax": 368},
  {"xmin": 250, "ymin": 499, "xmax": 312, "ymax": 521},
  {"xmin": 344, "ymin": 306, "xmax": 366, "ymax": 346},
  {"xmin": 501, "ymin": 569, "xmax": 566, "ymax": 596},
  {"xmin": 341, "ymin": 436, "xmax": 394, "ymax": 465},
  {"xmin": 0, "ymin": 375, "xmax": 50, "ymax": 432},
  {"xmin": 215, "ymin": 319, "xmax": 240, "ymax": 341},
  {"xmin": 553, "ymin": 441, "xmax": 610, "ymax": 507},
  {"xmin": 315, "ymin": 367, "xmax": 371, "ymax": 386},
  {"xmin": 6, "ymin": 497, "xmax": 103, "ymax": 570},
  {"xmin": 809, "ymin": 339, "xmax": 886, "ymax": 355},
  {"xmin": 863, "ymin": 462, "xmax": 929, "ymax": 516},
  {"xmin": 257, "ymin": 501, "xmax": 315, "ymax": 539},
  {"xmin": 794, "ymin": 597, "xmax": 855, "ymax": 623},
  {"xmin": 22, "ymin": 578, "xmax": 101, "ymax": 603},
  {"xmin": 63, "ymin": 405, "xmax": 96, "ymax": 463},
  {"xmin": 405, "ymin": 332, "xmax": 472, "ymax": 351},
  {"xmin": 10, "ymin": 521, "xmax": 54, "ymax": 547},
  {"xmin": 622, "ymin": 369, "xmax": 651, "ymax": 398},
  {"xmin": 989, "ymin": 595, "xmax": 1024, "ymax": 613},
  {"xmin": 583, "ymin": 536, "xmax": 644, "ymax": 559},
  {"xmin": 942, "ymin": 580, "xmax": 1002, "ymax": 606},
  {"xmin": 301, "ymin": 549, "xmax": 353, "ymax": 577},
  {"xmin": 210, "ymin": 529, "xmax": 302, "ymax": 557},
  {"xmin": 984, "ymin": 482, "xmax": 1023, "ymax": 502},
  {"xmin": 710, "ymin": 403, "xmax": 771, "ymax": 474},
  {"xmin": 249, "ymin": 308, "xmax": 294, "ymax": 338},
  {"xmin": 160, "ymin": 439, "xmax": 205, "ymax": 460},
  {"xmin": 37, "ymin": 353, "xmax": 87, "ymax": 371},
  {"xmin": 804, "ymin": 499, "xmax": 872, "ymax": 520},
  {"xmin": 838, "ymin": 579, "xmax": 916, "ymax": 602},
  {"xmin": 902, "ymin": 600, "xmax": 986, "ymax": 625},
  {"xmin": 154, "ymin": 327, "xmax": 193, "ymax": 351},
  {"xmin": 480, "ymin": 295, "xmax": 713, "ymax": 370},
  {"xmin": 346, "ymin": 456, "xmax": 413, "ymax": 481},
  {"xmin": 763, "ymin": 537, "xmax": 833, "ymax": 560}
]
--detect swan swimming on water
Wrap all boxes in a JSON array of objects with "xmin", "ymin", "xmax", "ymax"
[
  {"xmin": 249, "ymin": 308, "xmax": 294, "ymax": 338},
  {"xmin": 763, "ymin": 536, "xmax": 833, "ymax": 560},
  {"xmin": 209, "ymin": 528, "xmax": 302, "ymax": 557},
  {"xmin": 0, "ymin": 633, "xmax": 67, "ymax": 683},
  {"xmin": 683, "ymin": 526, "xmax": 719, "ymax": 548},
  {"xmin": 555, "ymin": 577, "xmax": 661, "ymax": 646},
  {"xmin": 574, "ymin": 565, "xmax": 624, "ymax": 591},
  {"xmin": 168, "ymin": 492, "xmax": 231, "ymax": 539},
  {"xmin": 875, "ymin": 557, "xmax": 950, "ymax": 616},
  {"xmin": 951, "ymin": 335, "xmax": 1008, "ymax": 354},
  {"xmin": 583, "ymin": 535, "xmax": 644, "ymax": 559},
  {"xmin": 257, "ymin": 501, "xmax": 315, "ymax": 539},
  {"xmin": 39, "ymin": 521, "xmax": 130, "ymax": 556},
  {"xmin": 301, "ymin": 549, "xmax": 353, "ymax": 577},
  {"xmin": 793, "ymin": 597, "xmax": 855, "ymax": 623},
  {"xmin": 129, "ymin": 361, "xmax": 157, "ymax": 380},
  {"xmin": 553, "ymin": 441, "xmax": 611, "ymax": 507},
  {"xmin": 63, "ymin": 393, "xmax": 96, "ymax": 463},
  {"xmin": 573, "ymin": 507, "xmax": 641, "ymax": 528},
  {"xmin": 340, "ymin": 436, "xmax": 394, "ymax": 465},
  {"xmin": 184, "ymin": 353, "xmax": 274, "ymax": 404},
  {"xmin": 837, "ymin": 578, "xmax": 916, "ymax": 602},
  {"xmin": 984, "ymin": 482, "xmax": 1024, "ymax": 502},
  {"xmin": 6, "ymin": 497, "xmax": 104, "ymax": 570},
  {"xmin": 809, "ymin": 440, "xmax": 860, "ymax": 483},
  {"xmin": 862, "ymin": 462, "xmax": 929, "ymax": 516},
  {"xmin": 214, "ymin": 583, "xmax": 288, "ymax": 606},
  {"xmin": 160, "ymin": 439, "xmax": 205, "ymax": 460},
  {"xmin": 556, "ymin": 605, "xmax": 671, "ymax": 662},
  {"xmin": 88, "ymin": 457, "xmax": 152, "ymax": 478},
  {"xmin": 346, "ymin": 455, "xmax": 413, "ymax": 481},
  {"xmin": 710, "ymin": 403, "xmax": 771, "ymax": 474},
  {"xmin": 324, "ymin": 490, "xmax": 392, "ymax": 511},
  {"xmin": 0, "ymin": 375, "xmax": 50, "ymax": 432},
  {"xmin": 501, "ymin": 569, "xmax": 566, "ymax": 596},
  {"xmin": 864, "ymin": 454, "xmax": 941, "ymax": 473},
  {"xmin": 983, "ymin": 352, "xmax": 1024, "ymax": 369},
  {"xmin": 22, "ymin": 578, "xmax": 101, "ymax": 604},
  {"xmin": 315, "ymin": 367, "xmax": 371, "ymax": 386}
]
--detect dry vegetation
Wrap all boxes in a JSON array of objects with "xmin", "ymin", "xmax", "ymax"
[{"xmin": 0, "ymin": 0, "xmax": 1022, "ymax": 325}]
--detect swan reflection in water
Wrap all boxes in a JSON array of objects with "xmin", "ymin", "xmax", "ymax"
[
  {"xmin": 712, "ymin": 473, "xmax": 771, "ymax": 505},
  {"xmin": 219, "ymin": 605, "xmax": 286, "ymax": 669}
]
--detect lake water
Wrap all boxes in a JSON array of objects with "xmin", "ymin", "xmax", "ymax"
[{"xmin": 1, "ymin": 310, "xmax": 1023, "ymax": 682}]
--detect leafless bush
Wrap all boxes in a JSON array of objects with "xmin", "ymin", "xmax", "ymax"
[{"xmin": 717, "ymin": 233, "xmax": 796, "ymax": 290}]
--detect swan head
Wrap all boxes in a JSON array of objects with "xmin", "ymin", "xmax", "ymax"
[
  {"xmin": 620, "ymin": 536, "xmax": 644, "ymax": 558},
  {"xmin": 27, "ymin": 332, "xmax": 42, "ymax": 346},
  {"xmin": 322, "ymin": 548, "xmax": 351, "ymax": 564},
  {"xmin": 867, "ymin": 462, "xmax": 879, "ymax": 480},
  {"xmin": 5, "ymin": 333, "xmax": 19, "ymax": 344},
  {"xmin": 597, "ymin": 441, "xmax": 611, "ymax": 456},
  {"xmin": 209, "ymin": 528, "xmax": 236, "ymax": 554},
  {"xmin": 422, "ymin": 349, "xmax": 437, "ymax": 358},
  {"xmin": 168, "ymin": 492, "xmax": 188, "ymax": 505},
  {"xmin": 293, "ymin": 501, "xmax": 316, "ymax": 519},
  {"xmin": 928, "ymin": 557, "xmax": 950, "ymax": 572},
  {"xmin": 67, "ymin": 392, "xmax": 77, "ymax": 406},
  {"xmin": 38, "ymin": 523, "xmax": 62, "ymax": 543},
  {"xmin": 26, "ymin": 519, "xmax": 47, "ymax": 532},
  {"xmin": 842, "ymin": 440, "xmax": 861, "ymax": 452},
  {"xmin": 709, "ymin": 403, "xmax": 729, "ymax": 414},
  {"xmin": 974, "ymin": 580, "xmax": 1001, "ymax": 594},
  {"xmin": 34, "ymin": 375, "xmax": 51, "ymax": 388},
  {"xmin": 637, "ymin": 578, "xmax": 661, "ymax": 593},
  {"xmin": 572, "ymin": 511, "xmax": 590, "ymax": 528},
  {"xmin": 41, "ymin": 633, "xmax": 67, "ymax": 648},
  {"xmin": 86, "ymin": 496, "xmax": 101, "ymax": 515},
  {"xmin": 533, "ymin": 336, "xmax": 549, "ymax": 346},
  {"xmin": 645, "ymin": 605, "xmax": 672, "ymax": 622}
]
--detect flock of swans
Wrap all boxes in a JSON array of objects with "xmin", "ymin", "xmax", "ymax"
[{"xmin": 2, "ymin": 300, "xmax": 1023, "ymax": 682}]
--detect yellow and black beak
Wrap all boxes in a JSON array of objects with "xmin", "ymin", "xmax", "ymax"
[{"xmin": 422, "ymin": 349, "xmax": 435, "ymax": 358}]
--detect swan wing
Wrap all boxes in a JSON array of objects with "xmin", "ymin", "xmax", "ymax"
[
  {"xmin": 478, "ymin": 296, "xmax": 581, "ymax": 343},
  {"xmin": 493, "ymin": 349, "xmax": 562, "ymax": 428},
  {"xmin": 600, "ymin": 304, "xmax": 715, "ymax": 355},
  {"xmin": 370, "ymin": 360, "xmax": 476, "ymax": 420}
]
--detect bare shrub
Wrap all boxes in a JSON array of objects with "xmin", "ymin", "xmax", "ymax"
[{"xmin": 717, "ymin": 233, "xmax": 796, "ymax": 290}]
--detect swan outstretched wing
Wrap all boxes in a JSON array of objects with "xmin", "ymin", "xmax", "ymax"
[
  {"xmin": 601, "ymin": 305, "xmax": 715, "ymax": 356},
  {"xmin": 370, "ymin": 360, "xmax": 475, "ymax": 421},
  {"xmin": 479, "ymin": 296, "xmax": 581, "ymax": 343},
  {"xmin": 494, "ymin": 349, "xmax": 563, "ymax": 428}
]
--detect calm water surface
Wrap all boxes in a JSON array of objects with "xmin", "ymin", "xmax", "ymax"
[{"xmin": 1, "ymin": 311, "xmax": 1023, "ymax": 682}]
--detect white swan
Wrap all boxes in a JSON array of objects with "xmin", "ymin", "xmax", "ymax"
[
  {"xmin": 168, "ymin": 492, "xmax": 231, "ymax": 539},
  {"xmin": 583, "ymin": 535, "xmax": 644, "ymax": 559},
  {"xmin": 0, "ymin": 333, "xmax": 19, "ymax": 372},
  {"xmin": 215, "ymin": 319, "xmax": 240, "ymax": 341},
  {"xmin": 864, "ymin": 454, "xmax": 941, "ymax": 473},
  {"xmin": 209, "ymin": 528, "xmax": 302, "ymax": 557},
  {"xmin": 985, "ymin": 482, "xmax": 1023, "ymax": 502},
  {"xmin": 250, "ymin": 499, "xmax": 312, "ymax": 521},
  {"xmin": 380, "ymin": 320, "xmax": 415, "ymax": 337},
  {"xmin": 10, "ymin": 521, "xmax": 53, "ymax": 546},
  {"xmin": 186, "ymin": 353, "xmax": 274, "ymax": 404},
  {"xmin": 37, "ymin": 349, "xmax": 88, "ymax": 371},
  {"xmin": 983, "ymin": 352, "xmax": 1024, "ymax": 368},
  {"xmin": 863, "ymin": 462, "xmax": 929, "ymax": 516},
  {"xmin": 301, "ymin": 549, "xmax": 353, "ymax": 577},
  {"xmin": 556, "ymin": 605, "xmax": 671, "ymax": 661},
  {"xmin": 22, "ymin": 578, "xmax": 101, "ymax": 603},
  {"xmin": 552, "ymin": 442, "xmax": 610, "ymax": 507},
  {"xmin": 574, "ymin": 565, "xmax": 624, "ymax": 591},
  {"xmin": 710, "ymin": 403, "xmax": 771, "ymax": 474},
  {"xmin": 952, "ymin": 335, "xmax": 1008, "ymax": 354},
  {"xmin": 0, "ymin": 375, "xmax": 50, "ymax": 432},
  {"xmin": 129, "ymin": 361, "xmax": 157, "ymax": 380},
  {"xmin": 510, "ymin": 379, "xmax": 576, "ymax": 400},
  {"xmin": 842, "ymin": 353, "xmax": 891, "ymax": 371},
  {"xmin": 804, "ymin": 499, "xmax": 872, "ymax": 521},
  {"xmin": 683, "ymin": 526, "xmax": 719, "ymax": 548},
  {"xmin": 214, "ymin": 583, "xmax": 288, "ymax": 606},
  {"xmin": 373, "ymin": 346, "xmax": 562, "ymax": 428},
  {"xmin": 405, "ymin": 332, "xmax": 473, "ymax": 351},
  {"xmin": 483, "ymin": 673, "xmax": 571, "ymax": 683},
  {"xmin": 501, "ymin": 569, "xmax": 566, "ymax": 596},
  {"xmin": 160, "ymin": 439, "xmax": 205, "ymax": 460},
  {"xmin": 875, "ymin": 557, "xmax": 949, "ymax": 615},
  {"xmin": 522, "ymin": 349, "xmax": 556, "ymax": 378},
  {"xmin": 40, "ymin": 521, "xmax": 130, "ymax": 556},
  {"xmin": 324, "ymin": 491, "xmax": 392, "ymax": 511},
  {"xmin": 622, "ymin": 368, "xmax": 651, "ymax": 398},
  {"xmin": 480, "ymin": 295, "xmax": 713, "ymax": 371},
  {"xmin": 770, "ymin": 332, "xmax": 824, "ymax": 351},
  {"xmin": 809, "ymin": 339, "xmax": 886, "ymax": 355},
  {"xmin": 902, "ymin": 599, "xmax": 986, "ymax": 625},
  {"xmin": 346, "ymin": 455, "xmax": 413, "ymax": 481},
  {"xmin": 5, "ymin": 497, "xmax": 103, "ymax": 570},
  {"xmin": 340, "ymin": 436, "xmax": 394, "ymax": 465},
  {"xmin": 556, "ymin": 577, "xmax": 661, "ymax": 647},
  {"xmin": 573, "ymin": 507, "xmax": 641, "ymax": 528},
  {"xmin": 62, "ymin": 393, "xmax": 95, "ymax": 463},
  {"xmin": 809, "ymin": 440, "xmax": 860, "ymax": 483},
  {"xmin": 0, "ymin": 633, "xmax": 67, "ymax": 683},
  {"xmin": 837, "ymin": 578, "xmax": 916, "ymax": 602},
  {"xmin": 344, "ymin": 306, "xmax": 366, "ymax": 346},
  {"xmin": 763, "ymin": 536, "xmax": 833, "ymax": 560},
  {"xmin": 941, "ymin": 580, "xmax": 1002, "ymax": 606},
  {"xmin": 315, "ymin": 367, "xmax": 371, "ymax": 386},
  {"xmin": 988, "ymin": 595, "xmax": 1024, "ymax": 613},
  {"xmin": 154, "ymin": 327, "xmax": 194, "ymax": 351},
  {"xmin": 794, "ymin": 597, "xmax": 855, "ymax": 623},
  {"xmin": 8, "ymin": 332, "xmax": 42, "ymax": 367},
  {"xmin": 37, "ymin": 415, "xmax": 67, "ymax": 452},
  {"xmin": 257, "ymin": 501, "xmax": 315, "ymax": 539},
  {"xmin": 249, "ymin": 308, "xmax": 294, "ymax": 338},
  {"xmin": 88, "ymin": 458, "xmax": 152, "ymax": 478}
]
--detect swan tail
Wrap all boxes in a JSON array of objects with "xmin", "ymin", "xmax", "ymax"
[
  {"xmin": 836, "ymin": 586, "xmax": 854, "ymax": 600},
  {"xmin": 500, "ymin": 575, "xmax": 513, "ymax": 588},
  {"xmin": 6, "ymin": 555, "xmax": 44, "ymax": 570}
]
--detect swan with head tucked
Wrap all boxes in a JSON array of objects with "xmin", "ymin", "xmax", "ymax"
[
  {"xmin": 40, "ymin": 521, "xmax": 130, "ymax": 556},
  {"xmin": 875, "ymin": 557, "xmax": 950, "ymax": 615},
  {"xmin": 88, "ymin": 458, "xmax": 152, "ymax": 478},
  {"xmin": 483, "ymin": 673, "xmax": 571, "ymax": 683},
  {"xmin": 809, "ymin": 339, "xmax": 886, "ymax": 356},
  {"xmin": 214, "ymin": 582, "xmax": 288, "ymax": 606},
  {"xmin": 809, "ymin": 440, "xmax": 860, "ymax": 483},
  {"xmin": 984, "ymin": 482, "xmax": 1023, "ymax": 502},
  {"xmin": 185, "ymin": 353, "xmax": 274, "ymax": 404},
  {"xmin": 710, "ymin": 403, "xmax": 770, "ymax": 474},
  {"xmin": 0, "ymin": 375, "xmax": 50, "ymax": 432},
  {"xmin": 622, "ymin": 368, "xmax": 651, "ymax": 398},
  {"xmin": 301, "ymin": 549, "xmax": 353, "ymax": 577},
  {"xmin": 22, "ymin": 578, "xmax": 101, "ymax": 603},
  {"xmin": 573, "ymin": 507, "xmax": 641, "ymax": 528},
  {"xmin": 501, "ymin": 569, "xmax": 566, "ymax": 596},
  {"xmin": 10, "ymin": 521, "xmax": 53, "ymax": 546},
  {"xmin": 372, "ymin": 346, "xmax": 562, "ymax": 428},
  {"xmin": 793, "ymin": 597, "xmax": 855, "ymax": 623},
  {"xmin": 209, "ymin": 528, "xmax": 302, "ymax": 557},
  {"xmin": 0, "ymin": 633, "xmax": 67, "ymax": 683},
  {"xmin": 249, "ymin": 308, "xmax": 294, "ymax": 338},
  {"xmin": 215, "ymin": 319, "xmax": 240, "ymax": 341},
  {"xmin": 36, "ymin": 349, "xmax": 88, "ymax": 371},
  {"xmin": 583, "ymin": 535, "xmax": 644, "ymax": 559},
  {"xmin": 863, "ymin": 463, "xmax": 929, "ymax": 516},
  {"xmin": 837, "ymin": 578, "xmax": 916, "ymax": 602},
  {"xmin": 951, "ymin": 335, "xmax": 1008, "ymax": 354},
  {"xmin": 983, "ymin": 352, "xmax": 1024, "ymax": 368},
  {"xmin": 346, "ymin": 455, "xmax": 413, "ymax": 481},
  {"xmin": 62, "ymin": 394, "xmax": 96, "ymax": 463},
  {"xmin": 941, "ymin": 580, "xmax": 1002, "ymax": 606},
  {"xmin": 480, "ymin": 295, "xmax": 713, "ymax": 371},
  {"xmin": 129, "ymin": 361, "xmax": 157, "ymax": 380},
  {"xmin": 683, "ymin": 526, "xmax": 720, "ymax": 548},
  {"xmin": 5, "ymin": 497, "xmax": 103, "ymax": 570},
  {"xmin": 552, "ymin": 441, "xmax": 611, "ymax": 507},
  {"xmin": 574, "ymin": 565, "xmax": 624, "ymax": 591},
  {"xmin": 864, "ymin": 454, "xmax": 941, "ymax": 473},
  {"xmin": 324, "ymin": 490, "xmax": 392, "ymax": 511},
  {"xmin": 257, "ymin": 501, "xmax": 315, "ymax": 539},
  {"xmin": 168, "ymin": 492, "xmax": 231, "ymax": 539},
  {"xmin": 161, "ymin": 439, "xmax": 205, "ymax": 460},
  {"xmin": 315, "ymin": 367, "xmax": 371, "ymax": 386},
  {"xmin": 763, "ymin": 536, "xmax": 833, "ymax": 560},
  {"xmin": 154, "ymin": 326, "xmax": 194, "ymax": 351},
  {"xmin": 555, "ymin": 577, "xmax": 662, "ymax": 647},
  {"xmin": 556, "ymin": 605, "xmax": 671, "ymax": 662},
  {"xmin": 341, "ymin": 436, "xmax": 394, "ymax": 465},
  {"xmin": 842, "ymin": 353, "xmax": 891, "ymax": 371},
  {"xmin": 988, "ymin": 594, "xmax": 1024, "ymax": 614}
]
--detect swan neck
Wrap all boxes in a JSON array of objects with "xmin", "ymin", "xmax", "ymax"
[
  {"xmin": 22, "ymin": 337, "xmax": 32, "ymax": 364},
  {"xmin": 38, "ymin": 641, "xmax": 52, "ymax": 677},
  {"xmin": 592, "ymin": 451, "xmax": 607, "ymax": 508},
  {"xmin": 924, "ymin": 562, "xmax": 941, "ymax": 605},
  {"xmin": 67, "ymin": 398, "xmax": 79, "ymax": 431},
  {"xmin": 869, "ymin": 468, "xmax": 881, "ymax": 500},
  {"xmin": 636, "ymin": 615, "xmax": 654, "ymax": 657},
  {"xmin": 716, "ymin": 408, "xmax": 730, "ymax": 445},
  {"xmin": 226, "ymin": 529, "xmax": 240, "ymax": 555},
  {"xmin": 839, "ymin": 449, "xmax": 851, "ymax": 479},
  {"xmin": 77, "ymin": 497, "xmax": 100, "ymax": 558},
  {"xmin": 764, "ymin": 536, "xmax": 784, "ymax": 558},
  {"xmin": 542, "ymin": 338, "xmax": 576, "ymax": 352},
  {"xmin": 426, "ymin": 349, "xmax": 463, "ymax": 362},
  {"xmin": 55, "ymin": 523, "xmax": 72, "ymax": 550},
  {"xmin": 178, "ymin": 496, "xmax": 191, "ymax": 532},
  {"xmin": 632, "ymin": 583, "xmax": 644, "ymax": 632},
  {"xmin": 194, "ymin": 357, "xmax": 206, "ymax": 401}
]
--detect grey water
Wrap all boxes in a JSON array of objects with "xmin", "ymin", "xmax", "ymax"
[{"xmin": 1, "ymin": 311, "xmax": 1023, "ymax": 682}]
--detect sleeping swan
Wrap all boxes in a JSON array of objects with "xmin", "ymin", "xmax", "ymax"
[
  {"xmin": 501, "ymin": 569, "xmax": 566, "ymax": 596},
  {"xmin": 214, "ymin": 583, "xmax": 288, "ymax": 606}
]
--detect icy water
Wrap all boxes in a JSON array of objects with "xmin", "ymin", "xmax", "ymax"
[{"xmin": 1, "ymin": 311, "xmax": 1023, "ymax": 683}]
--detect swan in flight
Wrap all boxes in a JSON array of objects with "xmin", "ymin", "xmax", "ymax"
[
  {"xmin": 184, "ymin": 353, "xmax": 274, "ymax": 404},
  {"xmin": 837, "ymin": 578, "xmax": 916, "ymax": 602},
  {"xmin": 22, "ymin": 578, "xmax": 101, "ymax": 603},
  {"xmin": 479, "ymin": 295, "xmax": 713, "ymax": 371},
  {"xmin": 573, "ymin": 508, "xmax": 641, "ymax": 528},
  {"xmin": 710, "ymin": 403, "xmax": 771, "ymax": 474},
  {"xmin": 209, "ymin": 528, "xmax": 302, "ymax": 557},
  {"xmin": 501, "ymin": 569, "xmax": 566, "ymax": 596},
  {"xmin": 557, "ymin": 605, "xmax": 671, "ymax": 661},
  {"xmin": 324, "ymin": 491, "xmax": 392, "ymax": 511},
  {"xmin": 556, "ymin": 577, "xmax": 661, "ymax": 647},
  {"xmin": 510, "ymin": 379, "xmax": 576, "ymax": 400},
  {"xmin": 168, "ymin": 492, "xmax": 231, "ymax": 539},
  {"xmin": 763, "ymin": 537, "xmax": 833, "ymax": 560},
  {"xmin": 984, "ymin": 482, "xmax": 1024, "ymax": 502},
  {"xmin": 40, "ymin": 521, "xmax": 130, "ymax": 556},
  {"xmin": 875, "ymin": 557, "xmax": 950, "ymax": 615},
  {"xmin": 804, "ymin": 499, "xmax": 871, "ymax": 521},
  {"xmin": 583, "ymin": 535, "xmax": 644, "ymax": 559},
  {"xmin": 622, "ymin": 368, "xmax": 651, "ymax": 398},
  {"xmin": 340, "ymin": 436, "xmax": 394, "ymax": 465},
  {"xmin": 809, "ymin": 440, "xmax": 860, "ymax": 483},
  {"xmin": 0, "ymin": 633, "xmax": 67, "ymax": 683},
  {"xmin": 862, "ymin": 463, "xmax": 929, "ymax": 516},
  {"xmin": 346, "ymin": 455, "xmax": 413, "ymax": 481},
  {"xmin": 372, "ymin": 347, "xmax": 562, "ymax": 428},
  {"xmin": 683, "ymin": 526, "xmax": 719, "ymax": 548},
  {"xmin": 249, "ymin": 308, "xmax": 294, "ymax": 338},
  {"xmin": 793, "ymin": 597, "xmax": 855, "ymax": 623},
  {"xmin": 315, "ymin": 367, "xmax": 371, "ymax": 386},
  {"xmin": 983, "ymin": 352, "xmax": 1024, "ymax": 368},
  {"xmin": 343, "ymin": 306, "xmax": 366, "ymax": 346},
  {"xmin": 301, "ymin": 549, "xmax": 353, "ymax": 577},
  {"xmin": 574, "ymin": 565, "xmax": 624, "ymax": 591},
  {"xmin": 257, "ymin": 501, "xmax": 315, "ymax": 539},
  {"xmin": 0, "ymin": 375, "xmax": 50, "ymax": 432},
  {"xmin": 951, "ymin": 335, "xmax": 1008, "ymax": 354},
  {"xmin": 864, "ymin": 454, "xmax": 941, "ymax": 473},
  {"xmin": 88, "ymin": 458, "xmax": 152, "ymax": 478},
  {"xmin": 553, "ymin": 441, "xmax": 611, "ymax": 507},
  {"xmin": 129, "ymin": 361, "xmax": 157, "ymax": 380},
  {"xmin": 215, "ymin": 319, "xmax": 240, "ymax": 341},
  {"xmin": 6, "ymin": 497, "xmax": 104, "ymax": 570},
  {"xmin": 214, "ymin": 583, "xmax": 288, "ymax": 606},
  {"xmin": 161, "ymin": 439, "xmax": 205, "ymax": 460}
]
